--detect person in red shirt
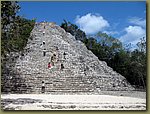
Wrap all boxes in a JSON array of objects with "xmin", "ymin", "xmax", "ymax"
[{"xmin": 48, "ymin": 62, "xmax": 51, "ymax": 69}]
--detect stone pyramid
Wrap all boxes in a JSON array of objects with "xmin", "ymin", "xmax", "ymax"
[{"xmin": 13, "ymin": 22, "xmax": 133, "ymax": 94}]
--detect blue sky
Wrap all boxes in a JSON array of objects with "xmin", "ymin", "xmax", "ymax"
[{"xmin": 18, "ymin": 1, "xmax": 146, "ymax": 48}]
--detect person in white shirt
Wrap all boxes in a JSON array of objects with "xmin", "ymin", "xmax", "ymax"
[
  {"xmin": 43, "ymin": 31, "xmax": 45, "ymax": 36},
  {"xmin": 43, "ymin": 41, "xmax": 45, "ymax": 45}
]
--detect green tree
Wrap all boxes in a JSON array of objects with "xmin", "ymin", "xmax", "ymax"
[
  {"xmin": 1, "ymin": 1, "xmax": 20, "ymax": 55},
  {"xmin": 95, "ymin": 32, "xmax": 123, "ymax": 64},
  {"xmin": 137, "ymin": 37, "xmax": 146, "ymax": 53},
  {"xmin": 1, "ymin": 1, "xmax": 20, "ymax": 33},
  {"xmin": 129, "ymin": 38, "xmax": 146, "ymax": 89},
  {"xmin": 61, "ymin": 20, "xmax": 86, "ymax": 42},
  {"xmin": 10, "ymin": 16, "xmax": 35, "ymax": 51},
  {"xmin": 1, "ymin": 1, "xmax": 35, "ymax": 93}
]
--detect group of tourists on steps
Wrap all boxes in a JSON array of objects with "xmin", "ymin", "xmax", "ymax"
[{"xmin": 40, "ymin": 22, "xmax": 66, "ymax": 93}]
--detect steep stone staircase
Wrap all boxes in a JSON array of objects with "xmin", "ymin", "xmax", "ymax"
[{"xmin": 12, "ymin": 22, "xmax": 133, "ymax": 94}]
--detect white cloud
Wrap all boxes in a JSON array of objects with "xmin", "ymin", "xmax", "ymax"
[
  {"xmin": 120, "ymin": 26, "xmax": 146, "ymax": 45},
  {"xmin": 128, "ymin": 17, "xmax": 146, "ymax": 28},
  {"xmin": 75, "ymin": 13, "xmax": 109, "ymax": 35}
]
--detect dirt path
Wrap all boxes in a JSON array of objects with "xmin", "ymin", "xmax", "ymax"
[{"xmin": 1, "ymin": 94, "xmax": 146, "ymax": 110}]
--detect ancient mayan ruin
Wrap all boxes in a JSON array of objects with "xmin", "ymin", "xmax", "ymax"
[{"xmin": 2, "ymin": 22, "xmax": 134, "ymax": 94}]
